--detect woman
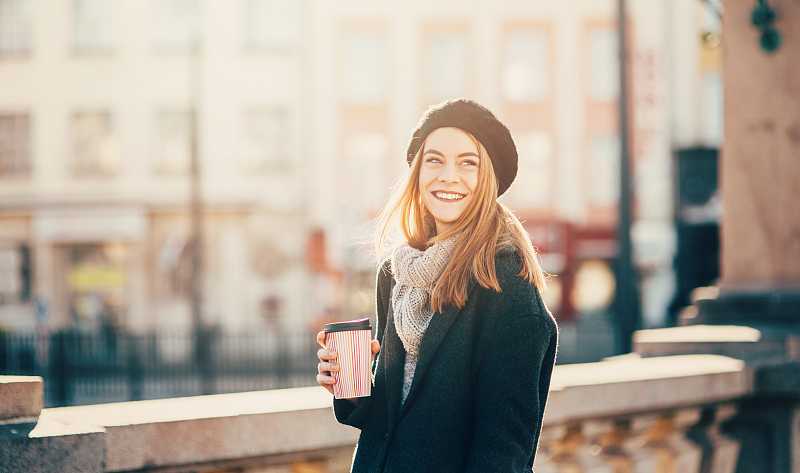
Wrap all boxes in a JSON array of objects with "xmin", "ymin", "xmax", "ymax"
[{"xmin": 316, "ymin": 98, "xmax": 558, "ymax": 472}]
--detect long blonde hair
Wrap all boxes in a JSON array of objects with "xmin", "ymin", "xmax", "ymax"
[{"xmin": 375, "ymin": 131, "xmax": 545, "ymax": 312}]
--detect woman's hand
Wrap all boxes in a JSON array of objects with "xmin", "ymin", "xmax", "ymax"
[
  {"xmin": 315, "ymin": 330, "xmax": 339, "ymax": 396},
  {"xmin": 316, "ymin": 330, "xmax": 380, "ymax": 399}
]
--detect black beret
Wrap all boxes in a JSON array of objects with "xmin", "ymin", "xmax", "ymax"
[{"xmin": 406, "ymin": 98, "xmax": 518, "ymax": 197}]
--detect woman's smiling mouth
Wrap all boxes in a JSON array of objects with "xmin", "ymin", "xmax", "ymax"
[{"xmin": 433, "ymin": 191, "xmax": 466, "ymax": 201}]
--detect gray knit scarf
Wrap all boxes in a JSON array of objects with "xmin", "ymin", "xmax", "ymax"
[{"xmin": 390, "ymin": 235, "xmax": 459, "ymax": 357}]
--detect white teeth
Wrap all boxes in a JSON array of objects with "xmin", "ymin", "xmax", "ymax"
[{"xmin": 434, "ymin": 192, "xmax": 464, "ymax": 201}]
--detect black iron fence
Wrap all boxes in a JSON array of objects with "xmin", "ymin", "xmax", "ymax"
[{"xmin": 0, "ymin": 329, "xmax": 321, "ymax": 407}]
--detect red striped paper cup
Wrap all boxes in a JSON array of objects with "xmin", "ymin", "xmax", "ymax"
[{"xmin": 324, "ymin": 318, "xmax": 372, "ymax": 399}]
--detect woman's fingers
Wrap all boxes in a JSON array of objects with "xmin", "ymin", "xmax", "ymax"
[
  {"xmin": 316, "ymin": 373, "xmax": 335, "ymax": 395},
  {"xmin": 316, "ymin": 372, "xmax": 335, "ymax": 385},
  {"xmin": 315, "ymin": 334, "xmax": 338, "ymax": 395},
  {"xmin": 315, "ymin": 331, "xmax": 338, "ymax": 395},
  {"xmin": 371, "ymin": 340, "xmax": 380, "ymax": 357},
  {"xmin": 317, "ymin": 347, "xmax": 337, "ymax": 363},
  {"xmin": 318, "ymin": 360, "xmax": 339, "ymax": 374},
  {"xmin": 316, "ymin": 357, "xmax": 337, "ymax": 395}
]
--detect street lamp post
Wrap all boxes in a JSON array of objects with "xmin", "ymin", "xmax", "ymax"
[
  {"xmin": 189, "ymin": 40, "xmax": 212, "ymax": 394},
  {"xmin": 614, "ymin": 0, "xmax": 640, "ymax": 354}
]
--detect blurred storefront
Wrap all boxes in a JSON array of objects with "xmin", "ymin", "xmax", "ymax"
[
  {"xmin": 33, "ymin": 208, "xmax": 144, "ymax": 333},
  {"xmin": 64, "ymin": 243, "xmax": 129, "ymax": 332},
  {"xmin": 0, "ymin": 0, "xmax": 722, "ymax": 348}
]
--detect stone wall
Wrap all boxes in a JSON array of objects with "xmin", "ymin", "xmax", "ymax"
[{"xmin": 0, "ymin": 352, "xmax": 755, "ymax": 473}]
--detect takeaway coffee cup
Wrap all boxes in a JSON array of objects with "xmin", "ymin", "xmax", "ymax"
[{"xmin": 324, "ymin": 318, "xmax": 372, "ymax": 399}]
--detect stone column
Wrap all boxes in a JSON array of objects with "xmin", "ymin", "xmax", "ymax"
[
  {"xmin": 688, "ymin": 0, "xmax": 800, "ymax": 327},
  {"xmin": 721, "ymin": 0, "xmax": 800, "ymax": 289}
]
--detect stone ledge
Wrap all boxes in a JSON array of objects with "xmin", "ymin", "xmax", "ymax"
[
  {"xmin": 0, "ymin": 376, "xmax": 44, "ymax": 422},
  {"xmin": 0, "ymin": 417, "xmax": 105, "ymax": 473},
  {"xmin": 543, "ymin": 354, "xmax": 752, "ymax": 425},
  {"xmin": 633, "ymin": 325, "xmax": 794, "ymax": 360},
  {"xmin": 43, "ymin": 386, "xmax": 360, "ymax": 472},
  {"xmin": 3, "ymin": 355, "xmax": 756, "ymax": 472}
]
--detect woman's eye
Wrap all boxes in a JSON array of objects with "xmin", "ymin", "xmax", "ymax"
[
  {"xmin": 424, "ymin": 156, "xmax": 442, "ymax": 164},
  {"xmin": 461, "ymin": 159, "xmax": 478, "ymax": 167}
]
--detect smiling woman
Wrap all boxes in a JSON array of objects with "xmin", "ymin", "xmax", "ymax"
[
  {"xmin": 316, "ymin": 98, "xmax": 558, "ymax": 473},
  {"xmin": 418, "ymin": 127, "xmax": 480, "ymax": 234}
]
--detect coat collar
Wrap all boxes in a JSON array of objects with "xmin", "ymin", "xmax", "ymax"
[
  {"xmin": 383, "ymin": 277, "xmax": 479, "ymax": 427},
  {"xmin": 382, "ymin": 297, "xmax": 404, "ymax": 430}
]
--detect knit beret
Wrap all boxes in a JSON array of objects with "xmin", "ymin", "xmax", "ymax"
[{"xmin": 406, "ymin": 98, "xmax": 518, "ymax": 197}]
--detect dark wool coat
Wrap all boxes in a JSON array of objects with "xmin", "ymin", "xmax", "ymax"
[{"xmin": 333, "ymin": 250, "xmax": 558, "ymax": 473}]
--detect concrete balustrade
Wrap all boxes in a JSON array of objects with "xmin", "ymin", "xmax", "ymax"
[
  {"xmin": 534, "ymin": 407, "xmax": 737, "ymax": 473},
  {"xmin": 532, "ymin": 354, "xmax": 749, "ymax": 473},
  {"xmin": 0, "ymin": 352, "xmax": 755, "ymax": 473},
  {"xmin": 635, "ymin": 411, "xmax": 704, "ymax": 473}
]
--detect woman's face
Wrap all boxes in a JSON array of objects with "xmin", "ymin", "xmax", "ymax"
[{"xmin": 418, "ymin": 127, "xmax": 480, "ymax": 235}]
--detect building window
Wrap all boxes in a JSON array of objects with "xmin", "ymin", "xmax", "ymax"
[
  {"xmin": 587, "ymin": 27, "xmax": 619, "ymax": 101},
  {"xmin": 0, "ymin": 244, "xmax": 30, "ymax": 304},
  {"xmin": 153, "ymin": 0, "xmax": 200, "ymax": 51},
  {"xmin": 243, "ymin": 0, "xmax": 296, "ymax": 50},
  {"xmin": 155, "ymin": 110, "xmax": 193, "ymax": 174},
  {"xmin": 157, "ymin": 233, "xmax": 192, "ymax": 298},
  {"xmin": 503, "ymin": 130, "xmax": 553, "ymax": 208},
  {"xmin": 341, "ymin": 30, "xmax": 386, "ymax": 105},
  {"xmin": 0, "ymin": 114, "xmax": 30, "ymax": 176},
  {"xmin": 71, "ymin": 111, "xmax": 117, "ymax": 176},
  {"xmin": 344, "ymin": 132, "xmax": 388, "ymax": 209},
  {"xmin": 588, "ymin": 134, "xmax": 620, "ymax": 206},
  {"xmin": 502, "ymin": 30, "xmax": 549, "ymax": 103},
  {"xmin": 243, "ymin": 108, "xmax": 291, "ymax": 172},
  {"xmin": 72, "ymin": 0, "xmax": 116, "ymax": 52},
  {"xmin": 0, "ymin": 0, "xmax": 32, "ymax": 55},
  {"xmin": 426, "ymin": 30, "xmax": 467, "ymax": 101}
]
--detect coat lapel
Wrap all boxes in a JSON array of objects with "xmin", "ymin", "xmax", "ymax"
[
  {"xmin": 382, "ymin": 279, "xmax": 405, "ymax": 431},
  {"xmin": 397, "ymin": 279, "xmax": 478, "ymax": 419}
]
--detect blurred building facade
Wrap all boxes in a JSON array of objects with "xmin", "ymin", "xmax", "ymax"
[
  {"xmin": 0, "ymin": 0, "xmax": 722, "ymax": 337},
  {"xmin": 0, "ymin": 0, "xmax": 310, "ymax": 334}
]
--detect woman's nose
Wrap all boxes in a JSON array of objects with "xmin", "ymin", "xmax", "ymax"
[{"xmin": 438, "ymin": 162, "xmax": 459, "ymax": 183}]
